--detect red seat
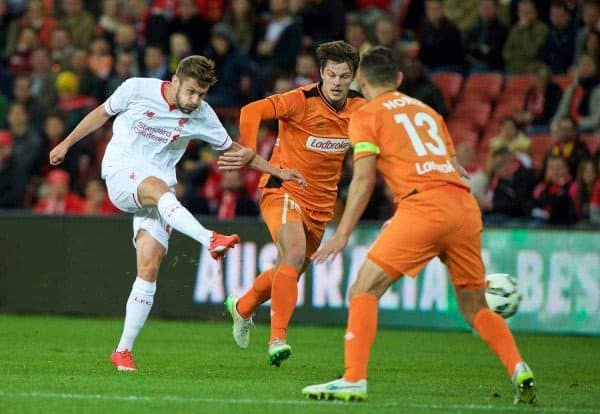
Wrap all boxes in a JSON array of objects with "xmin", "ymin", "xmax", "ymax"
[
  {"xmin": 504, "ymin": 75, "xmax": 536, "ymax": 95},
  {"xmin": 530, "ymin": 134, "xmax": 556, "ymax": 172},
  {"xmin": 446, "ymin": 120, "xmax": 480, "ymax": 144},
  {"xmin": 450, "ymin": 100, "xmax": 492, "ymax": 130},
  {"xmin": 461, "ymin": 73, "xmax": 504, "ymax": 103},
  {"xmin": 581, "ymin": 133, "xmax": 600, "ymax": 155},
  {"xmin": 430, "ymin": 72, "xmax": 463, "ymax": 110},
  {"xmin": 493, "ymin": 99, "xmax": 523, "ymax": 121},
  {"xmin": 552, "ymin": 74, "xmax": 573, "ymax": 91}
]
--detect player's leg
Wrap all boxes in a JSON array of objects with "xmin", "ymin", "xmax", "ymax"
[
  {"xmin": 302, "ymin": 259, "xmax": 393, "ymax": 401},
  {"xmin": 444, "ymin": 192, "xmax": 536, "ymax": 404},
  {"xmin": 111, "ymin": 229, "xmax": 164, "ymax": 371},
  {"xmin": 138, "ymin": 176, "xmax": 239, "ymax": 257}
]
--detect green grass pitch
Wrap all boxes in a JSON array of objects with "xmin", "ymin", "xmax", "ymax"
[{"xmin": 0, "ymin": 315, "xmax": 598, "ymax": 414}]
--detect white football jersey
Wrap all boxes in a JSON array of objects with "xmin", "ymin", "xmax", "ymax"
[{"xmin": 101, "ymin": 77, "xmax": 232, "ymax": 186}]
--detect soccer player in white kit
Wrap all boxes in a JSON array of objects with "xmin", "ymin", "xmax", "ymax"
[{"xmin": 49, "ymin": 56, "xmax": 305, "ymax": 371}]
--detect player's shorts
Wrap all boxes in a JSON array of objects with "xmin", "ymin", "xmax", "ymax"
[
  {"xmin": 368, "ymin": 184, "xmax": 485, "ymax": 290},
  {"xmin": 105, "ymin": 164, "xmax": 173, "ymax": 252},
  {"xmin": 260, "ymin": 188, "xmax": 328, "ymax": 258}
]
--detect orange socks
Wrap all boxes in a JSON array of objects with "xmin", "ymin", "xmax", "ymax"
[
  {"xmin": 474, "ymin": 308, "xmax": 523, "ymax": 377},
  {"xmin": 344, "ymin": 294, "xmax": 378, "ymax": 382},
  {"xmin": 236, "ymin": 268, "xmax": 274, "ymax": 319},
  {"xmin": 269, "ymin": 264, "xmax": 299, "ymax": 342}
]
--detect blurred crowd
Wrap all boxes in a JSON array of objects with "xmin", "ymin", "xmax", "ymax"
[{"xmin": 0, "ymin": 0, "xmax": 599, "ymax": 227}]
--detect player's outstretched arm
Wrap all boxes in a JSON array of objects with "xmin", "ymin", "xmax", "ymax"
[
  {"xmin": 49, "ymin": 105, "xmax": 111, "ymax": 166},
  {"xmin": 219, "ymin": 141, "xmax": 307, "ymax": 187},
  {"xmin": 312, "ymin": 155, "xmax": 377, "ymax": 263}
]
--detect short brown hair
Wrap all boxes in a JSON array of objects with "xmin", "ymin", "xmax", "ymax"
[
  {"xmin": 316, "ymin": 41, "xmax": 359, "ymax": 76},
  {"xmin": 358, "ymin": 46, "xmax": 398, "ymax": 86},
  {"xmin": 175, "ymin": 55, "xmax": 218, "ymax": 87}
]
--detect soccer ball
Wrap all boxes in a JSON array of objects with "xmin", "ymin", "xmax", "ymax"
[{"xmin": 485, "ymin": 273, "xmax": 522, "ymax": 319}]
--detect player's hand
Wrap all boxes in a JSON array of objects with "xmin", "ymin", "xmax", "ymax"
[
  {"xmin": 49, "ymin": 141, "xmax": 69, "ymax": 165},
  {"xmin": 274, "ymin": 168, "xmax": 307, "ymax": 187},
  {"xmin": 218, "ymin": 147, "xmax": 255, "ymax": 170},
  {"xmin": 311, "ymin": 233, "xmax": 349, "ymax": 264}
]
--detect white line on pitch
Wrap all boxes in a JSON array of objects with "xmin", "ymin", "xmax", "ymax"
[{"xmin": 0, "ymin": 390, "xmax": 595, "ymax": 413}]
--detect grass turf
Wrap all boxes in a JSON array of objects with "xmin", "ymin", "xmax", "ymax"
[{"xmin": 0, "ymin": 315, "xmax": 598, "ymax": 414}]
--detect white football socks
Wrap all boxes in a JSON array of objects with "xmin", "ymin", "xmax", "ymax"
[
  {"xmin": 157, "ymin": 192, "xmax": 212, "ymax": 246},
  {"xmin": 116, "ymin": 277, "xmax": 157, "ymax": 352}
]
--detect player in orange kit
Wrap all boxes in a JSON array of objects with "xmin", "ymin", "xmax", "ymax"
[
  {"xmin": 302, "ymin": 47, "xmax": 537, "ymax": 405},
  {"xmin": 218, "ymin": 41, "xmax": 365, "ymax": 366}
]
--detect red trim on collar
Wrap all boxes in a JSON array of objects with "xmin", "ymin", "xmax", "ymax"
[{"xmin": 161, "ymin": 81, "xmax": 177, "ymax": 111}]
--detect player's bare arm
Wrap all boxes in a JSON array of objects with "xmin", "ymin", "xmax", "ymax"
[
  {"xmin": 219, "ymin": 141, "xmax": 307, "ymax": 187},
  {"xmin": 312, "ymin": 155, "xmax": 377, "ymax": 263},
  {"xmin": 449, "ymin": 155, "xmax": 469, "ymax": 179},
  {"xmin": 49, "ymin": 105, "xmax": 110, "ymax": 165}
]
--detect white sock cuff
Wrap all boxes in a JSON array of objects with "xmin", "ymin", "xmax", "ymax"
[{"xmin": 132, "ymin": 277, "xmax": 157, "ymax": 296}]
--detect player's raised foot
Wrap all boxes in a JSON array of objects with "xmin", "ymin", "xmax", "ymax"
[
  {"xmin": 512, "ymin": 362, "xmax": 537, "ymax": 405},
  {"xmin": 209, "ymin": 232, "xmax": 240, "ymax": 259},
  {"xmin": 224, "ymin": 295, "xmax": 253, "ymax": 348},
  {"xmin": 302, "ymin": 378, "xmax": 367, "ymax": 402},
  {"xmin": 268, "ymin": 338, "xmax": 291, "ymax": 367},
  {"xmin": 110, "ymin": 349, "xmax": 136, "ymax": 372}
]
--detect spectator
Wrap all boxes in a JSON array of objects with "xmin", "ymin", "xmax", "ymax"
[
  {"xmin": 417, "ymin": 0, "xmax": 464, "ymax": 73},
  {"xmin": 531, "ymin": 155, "xmax": 577, "ymax": 225},
  {"xmin": 217, "ymin": 170, "xmax": 259, "ymax": 220},
  {"xmin": 4, "ymin": 0, "xmax": 55, "ymax": 53},
  {"xmin": 34, "ymin": 169, "xmax": 83, "ymax": 215},
  {"xmin": 168, "ymin": 33, "xmax": 193, "ymax": 74},
  {"xmin": 143, "ymin": 45, "xmax": 170, "ymax": 80},
  {"xmin": 29, "ymin": 47, "xmax": 58, "ymax": 109},
  {"xmin": 573, "ymin": 158, "xmax": 598, "ymax": 221},
  {"xmin": 88, "ymin": 37, "xmax": 114, "ymax": 81},
  {"xmin": 0, "ymin": 0, "xmax": 9, "ymax": 55},
  {"xmin": 503, "ymin": 0, "xmax": 548, "ymax": 74},
  {"xmin": 373, "ymin": 15, "xmax": 409, "ymax": 64},
  {"xmin": 271, "ymin": 74, "xmax": 294, "ymax": 94},
  {"xmin": 69, "ymin": 48, "xmax": 104, "ymax": 100},
  {"xmin": 7, "ymin": 103, "xmax": 43, "ymax": 181},
  {"xmin": 293, "ymin": 52, "xmax": 318, "ymax": 87},
  {"xmin": 547, "ymin": 116, "xmax": 591, "ymax": 176},
  {"xmin": 515, "ymin": 63, "xmax": 563, "ymax": 133},
  {"xmin": 0, "ymin": 92, "xmax": 8, "ymax": 129},
  {"xmin": 582, "ymin": 29, "xmax": 600, "ymax": 62},
  {"xmin": 344, "ymin": 17, "xmax": 372, "ymax": 57},
  {"xmin": 255, "ymin": 0, "xmax": 302, "ymax": 77},
  {"xmin": 574, "ymin": 0, "xmax": 600, "ymax": 62},
  {"xmin": 443, "ymin": 0, "xmax": 479, "ymax": 31},
  {"xmin": 95, "ymin": 0, "xmax": 121, "ymax": 43},
  {"xmin": 49, "ymin": 26, "xmax": 74, "ymax": 72},
  {"xmin": 203, "ymin": 23, "xmax": 261, "ymax": 108},
  {"xmin": 55, "ymin": 71, "xmax": 99, "ymax": 132},
  {"xmin": 7, "ymin": 26, "xmax": 38, "ymax": 74},
  {"xmin": 541, "ymin": 1, "xmax": 575, "ymax": 74},
  {"xmin": 58, "ymin": 0, "xmax": 95, "ymax": 49},
  {"xmin": 464, "ymin": 0, "xmax": 508, "ymax": 73},
  {"xmin": 482, "ymin": 146, "xmax": 536, "ymax": 223},
  {"xmin": 455, "ymin": 140, "xmax": 488, "ymax": 208},
  {"xmin": 11, "ymin": 73, "xmax": 45, "ymax": 128},
  {"xmin": 488, "ymin": 117, "xmax": 532, "ymax": 169},
  {"xmin": 113, "ymin": 24, "xmax": 141, "ymax": 77},
  {"xmin": 40, "ymin": 113, "xmax": 81, "ymax": 178},
  {"xmin": 105, "ymin": 51, "xmax": 135, "ymax": 98},
  {"xmin": 80, "ymin": 178, "xmax": 120, "ymax": 215},
  {"xmin": 298, "ymin": 0, "xmax": 346, "ymax": 48},
  {"xmin": 552, "ymin": 53, "xmax": 600, "ymax": 132},
  {"xmin": 169, "ymin": 0, "xmax": 211, "ymax": 55},
  {"xmin": 398, "ymin": 58, "xmax": 447, "ymax": 116},
  {"xmin": 222, "ymin": 0, "xmax": 258, "ymax": 55},
  {"xmin": 0, "ymin": 130, "xmax": 26, "ymax": 208}
]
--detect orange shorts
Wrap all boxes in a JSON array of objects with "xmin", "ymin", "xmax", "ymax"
[
  {"xmin": 368, "ymin": 185, "xmax": 485, "ymax": 289},
  {"xmin": 260, "ymin": 188, "xmax": 328, "ymax": 258}
]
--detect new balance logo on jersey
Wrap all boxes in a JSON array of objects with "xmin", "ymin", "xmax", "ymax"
[
  {"xmin": 306, "ymin": 136, "xmax": 350, "ymax": 153},
  {"xmin": 178, "ymin": 118, "xmax": 187, "ymax": 127},
  {"xmin": 145, "ymin": 111, "xmax": 155, "ymax": 118}
]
